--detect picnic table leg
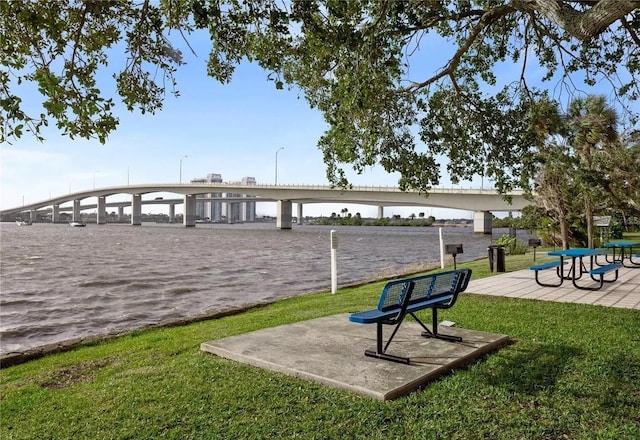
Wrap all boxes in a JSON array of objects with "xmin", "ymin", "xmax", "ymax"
[
  {"xmin": 620, "ymin": 246, "xmax": 640, "ymax": 267},
  {"xmin": 561, "ymin": 256, "xmax": 582, "ymax": 280},
  {"xmin": 579, "ymin": 257, "xmax": 589, "ymax": 278},
  {"xmin": 595, "ymin": 254, "xmax": 608, "ymax": 267},
  {"xmin": 567, "ymin": 256, "xmax": 589, "ymax": 280},
  {"xmin": 571, "ymin": 256, "xmax": 609, "ymax": 291},
  {"xmin": 557, "ymin": 256, "xmax": 565, "ymax": 279},
  {"xmin": 605, "ymin": 249, "xmax": 614, "ymax": 263},
  {"xmin": 571, "ymin": 257, "xmax": 583, "ymax": 289}
]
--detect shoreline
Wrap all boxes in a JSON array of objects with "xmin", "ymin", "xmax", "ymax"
[{"xmin": 1, "ymin": 259, "xmax": 467, "ymax": 368}]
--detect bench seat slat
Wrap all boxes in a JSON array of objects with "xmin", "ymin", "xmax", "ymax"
[
  {"xmin": 589, "ymin": 263, "xmax": 621, "ymax": 275},
  {"xmin": 529, "ymin": 260, "xmax": 565, "ymax": 271},
  {"xmin": 349, "ymin": 294, "xmax": 454, "ymax": 324}
]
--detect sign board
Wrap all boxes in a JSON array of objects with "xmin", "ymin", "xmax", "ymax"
[
  {"xmin": 594, "ymin": 216, "xmax": 611, "ymax": 227},
  {"xmin": 330, "ymin": 230, "xmax": 338, "ymax": 249},
  {"xmin": 445, "ymin": 244, "xmax": 463, "ymax": 255},
  {"xmin": 528, "ymin": 239, "xmax": 542, "ymax": 247}
]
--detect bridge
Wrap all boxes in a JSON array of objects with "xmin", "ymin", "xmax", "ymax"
[{"xmin": 0, "ymin": 183, "xmax": 530, "ymax": 233}]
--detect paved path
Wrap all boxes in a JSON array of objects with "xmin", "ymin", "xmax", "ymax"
[{"xmin": 467, "ymin": 265, "xmax": 640, "ymax": 310}]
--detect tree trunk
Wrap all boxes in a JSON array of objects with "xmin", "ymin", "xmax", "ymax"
[
  {"xmin": 559, "ymin": 213, "xmax": 570, "ymax": 250},
  {"xmin": 585, "ymin": 195, "xmax": 594, "ymax": 248}
]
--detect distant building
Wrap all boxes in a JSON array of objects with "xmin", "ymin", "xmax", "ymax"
[
  {"xmin": 191, "ymin": 173, "xmax": 223, "ymax": 221},
  {"xmin": 226, "ymin": 176, "xmax": 257, "ymax": 222},
  {"xmin": 190, "ymin": 174, "xmax": 256, "ymax": 222}
]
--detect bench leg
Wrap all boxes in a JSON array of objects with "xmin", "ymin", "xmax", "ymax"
[
  {"xmin": 363, "ymin": 307, "xmax": 463, "ymax": 365},
  {"xmin": 534, "ymin": 269, "xmax": 564, "ymax": 287},
  {"xmin": 572, "ymin": 272, "xmax": 610, "ymax": 291},
  {"xmin": 573, "ymin": 277, "xmax": 603, "ymax": 291},
  {"xmin": 589, "ymin": 269, "xmax": 619, "ymax": 284},
  {"xmin": 364, "ymin": 349, "xmax": 410, "ymax": 364},
  {"xmin": 414, "ymin": 309, "xmax": 462, "ymax": 343},
  {"xmin": 572, "ymin": 264, "xmax": 619, "ymax": 291},
  {"xmin": 364, "ymin": 322, "xmax": 411, "ymax": 364}
]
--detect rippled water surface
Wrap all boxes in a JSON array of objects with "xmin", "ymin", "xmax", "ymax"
[{"xmin": 0, "ymin": 222, "xmax": 521, "ymax": 355}]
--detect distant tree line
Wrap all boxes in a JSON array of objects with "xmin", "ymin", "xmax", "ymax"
[{"xmin": 315, "ymin": 209, "xmax": 437, "ymax": 227}]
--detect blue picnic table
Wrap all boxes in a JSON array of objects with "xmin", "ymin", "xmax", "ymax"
[
  {"xmin": 603, "ymin": 241, "xmax": 640, "ymax": 268},
  {"xmin": 530, "ymin": 248, "xmax": 621, "ymax": 291}
]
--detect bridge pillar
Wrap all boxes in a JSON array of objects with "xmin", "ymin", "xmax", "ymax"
[
  {"xmin": 73, "ymin": 200, "xmax": 81, "ymax": 222},
  {"xmin": 97, "ymin": 196, "xmax": 106, "ymax": 224},
  {"xmin": 131, "ymin": 195, "xmax": 142, "ymax": 226},
  {"xmin": 168, "ymin": 204, "xmax": 175, "ymax": 223},
  {"xmin": 184, "ymin": 195, "xmax": 196, "ymax": 227},
  {"xmin": 473, "ymin": 211, "xmax": 492, "ymax": 234},
  {"xmin": 276, "ymin": 200, "xmax": 292, "ymax": 230},
  {"xmin": 30, "ymin": 209, "xmax": 37, "ymax": 223},
  {"xmin": 52, "ymin": 204, "xmax": 60, "ymax": 223},
  {"xmin": 377, "ymin": 206, "xmax": 384, "ymax": 219},
  {"xmin": 118, "ymin": 206, "xmax": 124, "ymax": 221},
  {"xmin": 297, "ymin": 203, "xmax": 303, "ymax": 225},
  {"xmin": 227, "ymin": 202, "xmax": 235, "ymax": 224}
]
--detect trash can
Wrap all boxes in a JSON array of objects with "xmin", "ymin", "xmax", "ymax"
[{"xmin": 487, "ymin": 245, "xmax": 506, "ymax": 273}]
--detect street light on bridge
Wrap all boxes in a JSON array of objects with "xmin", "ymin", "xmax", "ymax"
[
  {"xmin": 275, "ymin": 147, "xmax": 284, "ymax": 185},
  {"xmin": 179, "ymin": 155, "xmax": 188, "ymax": 183}
]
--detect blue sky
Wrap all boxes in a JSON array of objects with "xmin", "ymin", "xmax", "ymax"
[
  {"xmin": 1, "ymin": 25, "xmax": 636, "ymax": 219},
  {"xmin": 0, "ymin": 29, "xmax": 475, "ymax": 219}
]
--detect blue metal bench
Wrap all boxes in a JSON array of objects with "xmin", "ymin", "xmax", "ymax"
[
  {"xmin": 348, "ymin": 268, "xmax": 472, "ymax": 364},
  {"xmin": 529, "ymin": 260, "xmax": 566, "ymax": 287},
  {"xmin": 587, "ymin": 263, "xmax": 622, "ymax": 290}
]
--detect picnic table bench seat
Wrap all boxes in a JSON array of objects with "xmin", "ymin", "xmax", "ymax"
[
  {"xmin": 348, "ymin": 268, "xmax": 472, "ymax": 364},
  {"xmin": 529, "ymin": 260, "xmax": 567, "ymax": 287},
  {"xmin": 587, "ymin": 263, "xmax": 621, "ymax": 290}
]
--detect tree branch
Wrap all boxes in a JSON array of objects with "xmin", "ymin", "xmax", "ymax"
[
  {"xmin": 515, "ymin": 0, "xmax": 640, "ymax": 41},
  {"xmin": 404, "ymin": 5, "xmax": 514, "ymax": 92},
  {"xmin": 621, "ymin": 15, "xmax": 640, "ymax": 47}
]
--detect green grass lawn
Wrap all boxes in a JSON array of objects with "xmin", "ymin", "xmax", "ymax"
[{"xmin": 1, "ymin": 251, "xmax": 639, "ymax": 439}]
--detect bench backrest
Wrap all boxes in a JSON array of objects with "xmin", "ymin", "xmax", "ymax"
[{"xmin": 377, "ymin": 269, "xmax": 472, "ymax": 312}]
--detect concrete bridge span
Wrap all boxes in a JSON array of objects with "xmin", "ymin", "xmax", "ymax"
[{"xmin": 1, "ymin": 184, "xmax": 529, "ymax": 233}]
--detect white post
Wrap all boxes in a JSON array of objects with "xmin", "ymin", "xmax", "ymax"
[
  {"xmin": 439, "ymin": 227, "xmax": 445, "ymax": 269},
  {"xmin": 330, "ymin": 230, "xmax": 338, "ymax": 293}
]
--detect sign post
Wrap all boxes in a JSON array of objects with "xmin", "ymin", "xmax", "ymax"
[
  {"xmin": 330, "ymin": 230, "xmax": 338, "ymax": 294},
  {"xmin": 445, "ymin": 244, "xmax": 463, "ymax": 269},
  {"xmin": 439, "ymin": 227, "xmax": 445, "ymax": 269}
]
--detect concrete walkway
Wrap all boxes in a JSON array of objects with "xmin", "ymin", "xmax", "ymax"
[{"xmin": 467, "ymin": 265, "xmax": 640, "ymax": 310}]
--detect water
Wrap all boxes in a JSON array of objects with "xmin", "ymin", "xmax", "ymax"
[{"xmin": 0, "ymin": 222, "xmax": 521, "ymax": 356}]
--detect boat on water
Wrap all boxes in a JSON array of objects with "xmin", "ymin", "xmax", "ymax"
[
  {"xmin": 69, "ymin": 221, "xmax": 86, "ymax": 227},
  {"xmin": 16, "ymin": 220, "xmax": 32, "ymax": 226}
]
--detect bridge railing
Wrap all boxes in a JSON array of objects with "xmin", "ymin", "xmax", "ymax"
[{"xmin": 180, "ymin": 182, "xmax": 511, "ymax": 193}]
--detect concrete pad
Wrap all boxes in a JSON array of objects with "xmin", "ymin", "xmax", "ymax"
[{"xmin": 201, "ymin": 314, "xmax": 509, "ymax": 401}]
